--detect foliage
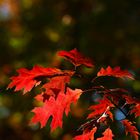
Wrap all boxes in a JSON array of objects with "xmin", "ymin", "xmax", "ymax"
[{"xmin": 8, "ymin": 48, "xmax": 140, "ymax": 140}]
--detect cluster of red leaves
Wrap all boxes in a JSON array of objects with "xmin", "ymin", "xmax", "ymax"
[
  {"xmin": 32, "ymin": 88, "xmax": 82, "ymax": 131},
  {"xmin": 8, "ymin": 48, "xmax": 140, "ymax": 140},
  {"xmin": 122, "ymin": 120, "xmax": 139, "ymax": 140}
]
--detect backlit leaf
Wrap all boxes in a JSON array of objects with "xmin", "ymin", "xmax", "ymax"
[
  {"xmin": 8, "ymin": 65, "xmax": 63, "ymax": 93},
  {"xmin": 31, "ymin": 88, "xmax": 82, "ymax": 131},
  {"xmin": 58, "ymin": 48, "xmax": 94, "ymax": 67}
]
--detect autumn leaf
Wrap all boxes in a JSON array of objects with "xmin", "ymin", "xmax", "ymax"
[
  {"xmin": 74, "ymin": 127, "xmax": 97, "ymax": 140},
  {"xmin": 97, "ymin": 66, "xmax": 134, "ymax": 80},
  {"xmin": 8, "ymin": 65, "xmax": 72, "ymax": 94},
  {"xmin": 31, "ymin": 93, "xmax": 65, "ymax": 131},
  {"xmin": 97, "ymin": 128, "xmax": 114, "ymax": 140},
  {"xmin": 64, "ymin": 88, "xmax": 82, "ymax": 115},
  {"xmin": 58, "ymin": 48, "xmax": 94, "ymax": 67},
  {"xmin": 122, "ymin": 119, "xmax": 139, "ymax": 140},
  {"xmin": 35, "ymin": 74, "xmax": 74, "ymax": 102},
  {"xmin": 88, "ymin": 98, "xmax": 114, "ymax": 119},
  {"xmin": 31, "ymin": 88, "xmax": 82, "ymax": 131},
  {"xmin": 42, "ymin": 75, "xmax": 72, "ymax": 98}
]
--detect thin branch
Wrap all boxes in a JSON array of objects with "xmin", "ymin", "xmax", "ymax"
[{"xmin": 97, "ymin": 106, "xmax": 110, "ymax": 122}]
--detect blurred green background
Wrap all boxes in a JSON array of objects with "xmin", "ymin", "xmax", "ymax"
[{"xmin": 0, "ymin": 0, "xmax": 140, "ymax": 140}]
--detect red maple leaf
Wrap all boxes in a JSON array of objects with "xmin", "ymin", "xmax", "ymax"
[
  {"xmin": 8, "ymin": 65, "xmax": 73, "ymax": 94},
  {"xmin": 64, "ymin": 88, "xmax": 82, "ymax": 115},
  {"xmin": 88, "ymin": 98, "xmax": 114, "ymax": 119},
  {"xmin": 42, "ymin": 75, "xmax": 72, "ymax": 97},
  {"xmin": 74, "ymin": 127, "xmax": 97, "ymax": 140},
  {"xmin": 122, "ymin": 119, "xmax": 139, "ymax": 140},
  {"xmin": 97, "ymin": 66, "xmax": 134, "ymax": 80},
  {"xmin": 31, "ymin": 93, "xmax": 65, "ymax": 131},
  {"xmin": 97, "ymin": 128, "xmax": 114, "ymax": 140},
  {"xmin": 35, "ymin": 74, "xmax": 74, "ymax": 102},
  {"xmin": 31, "ymin": 88, "xmax": 82, "ymax": 131},
  {"xmin": 58, "ymin": 48, "xmax": 94, "ymax": 67}
]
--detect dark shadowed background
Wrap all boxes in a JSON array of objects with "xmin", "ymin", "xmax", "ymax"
[{"xmin": 0, "ymin": 0, "xmax": 140, "ymax": 140}]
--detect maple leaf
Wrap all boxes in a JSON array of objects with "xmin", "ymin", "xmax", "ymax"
[
  {"xmin": 31, "ymin": 93, "xmax": 65, "ymax": 131},
  {"xmin": 35, "ymin": 74, "xmax": 74, "ymax": 102},
  {"xmin": 31, "ymin": 88, "xmax": 82, "ymax": 131},
  {"xmin": 97, "ymin": 128, "xmax": 114, "ymax": 140},
  {"xmin": 64, "ymin": 88, "xmax": 82, "ymax": 115},
  {"xmin": 42, "ymin": 75, "xmax": 72, "ymax": 97},
  {"xmin": 122, "ymin": 119, "xmax": 139, "ymax": 140},
  {"xmin": 74, "ymin": 127, "xmax": 97, "ymax": 140},
  {"xmin": 58, "ymin": 48, "xmax": 94, "ymax": 67},
  {"xmin": 97, "ymin": 66, "xmax": 134, "ymax": 80},
  {"xmin": 88, "ymin": 98, "xmax": 114, "ymax": 119},
  {"xmin": 8, "ymin": 65, "xmax": 73, "ymax": 94}
]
